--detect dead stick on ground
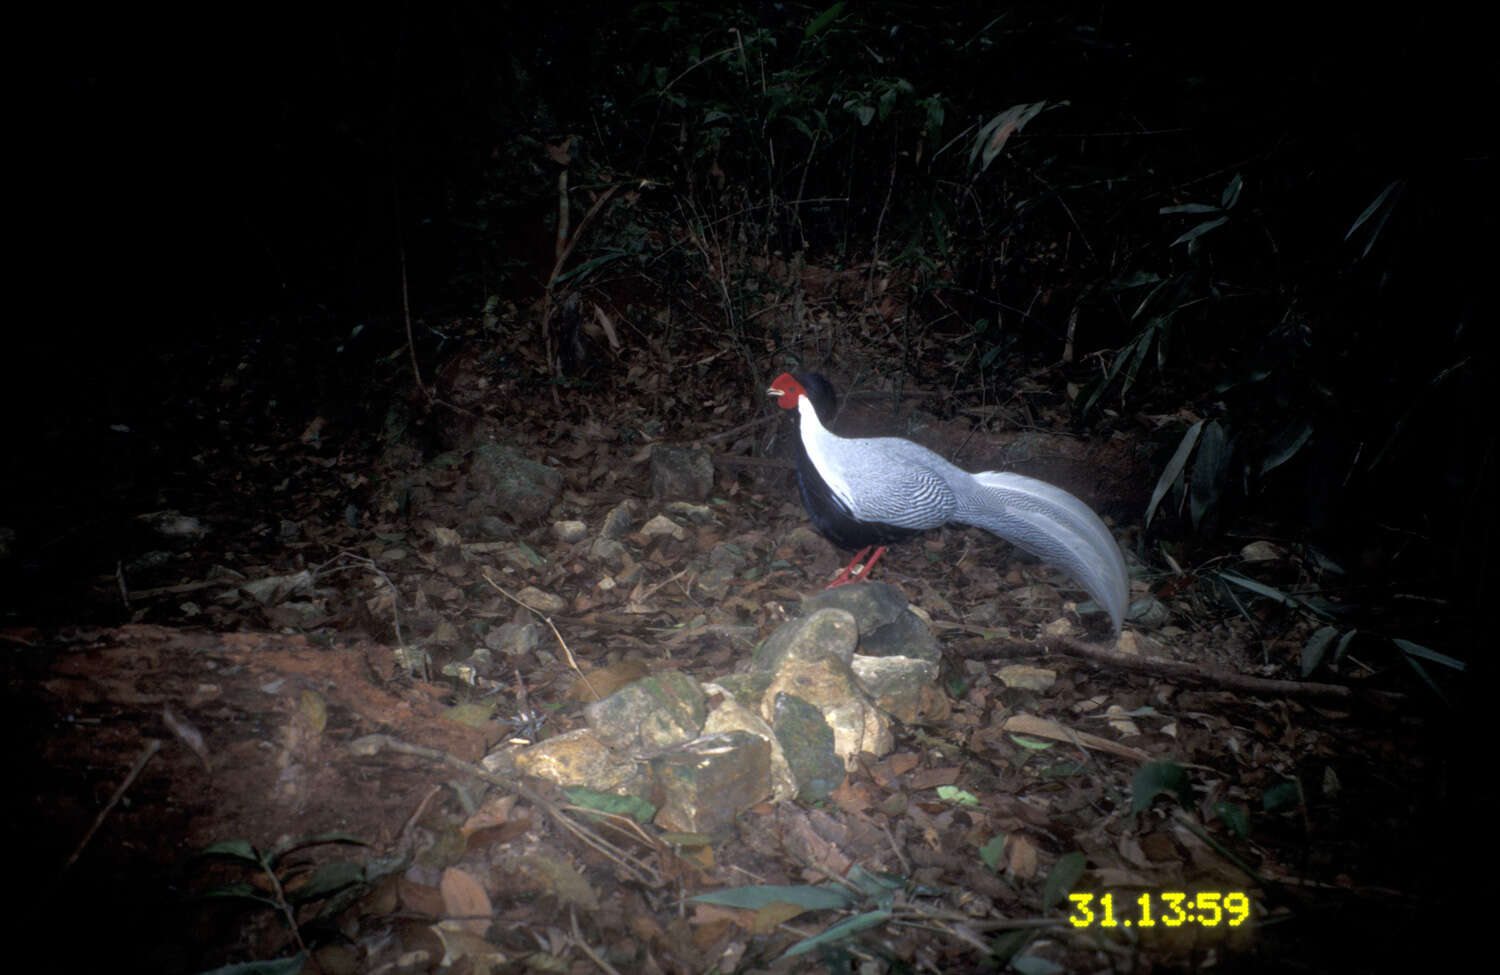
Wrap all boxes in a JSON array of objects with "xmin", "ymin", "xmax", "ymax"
[
  {"xmin": 60, "ymin": 737, "xmax": 163, "ymax": 875},
  {"xmin": 348, "ymin": 733, "xmax": 663, "ymax": 886},
  {"xmin": 1043, "ymin": 635, "xmax": 1402, "ymax": 704},
  {"xmin": 571, "ymin": 906, "xmax": 623, "ymax": 975}
]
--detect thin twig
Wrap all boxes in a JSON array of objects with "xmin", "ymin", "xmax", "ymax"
[
  {"xmin": 313, "ymin": 552, "xmax": 408, "ymax": 647},
  {"xmin": 481, "ymin": 571, "xmax": 599, "ymax": 702},
  {"xmin": 60, "ymin": 738, "xmax": 163, "ymax": 875},
  {"xmin": 571, "ymin": 905, "xmax": 623, "ymax": 975},
  {"xmin": 259, "ymin": 848, "xmax": 310, "ymax": 954},
  {"xmin": 391, "ymin": 161, "xmax": 429, "ymax": 404},
  {"xmin": 348, "ymin": 733, "xmax": 664, "ymax": 886}
]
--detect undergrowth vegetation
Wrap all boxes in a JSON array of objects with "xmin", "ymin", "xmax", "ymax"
[
  {"xmin": 163, "ymin": 2, "xmax": 1489, "ymax": 646},
  {"xmin": 424, "ymin": 2, "xmax": 1487, "ymax": 650}
]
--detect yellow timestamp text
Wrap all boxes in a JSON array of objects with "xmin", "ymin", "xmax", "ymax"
[{"xmin": 1068, "ymin": 891, "xmax": 1252, "ymax": 929}]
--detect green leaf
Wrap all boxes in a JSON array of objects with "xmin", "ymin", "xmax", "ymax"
[
  {"xmin": 936, "ymin": 785, "xmax": 980, "ymax": 806},
  {"xmin": 191, "ymin": 954, "xmax": 308, "ymax": 975},
  {"xmin": 1132, "ymin": 761, "xmax": 1192, "ymax": 813},
  {"xmin": 1217, "ymin": 570, "xmax": 1335, "ymax": 620},
  {"xmin": 1214, "ymin": 802, "xmax": 1250, "ymax": 838},
  {"xmin": 1159, "ymin": 203, "xmax": 1221, "ymax": 215},
  {"xmin": 267, "ymin": 831, "xmax": 367, "ymax": 865},
  {"xmin": 1171, "ymin": 215, "xmax": 1229, "ymax": 247},
  {"xmin": 1332, "ymin": 628, "xmax": 1358, "ymax": 665},
  {"xmin": 989, "ymin": 928, "xmax": 1037, "ymax": 964},
  {"xmin": 560, "ymin": 785, "xmax": 658, "ymax": 823},
  {"xmin": 1108, "ymin": 271, "xmax": 1163, "ymax": 291},
  {"xmin": 781, "ymin": 909, "xmax": 891, "ymax": 958},
  {"xmin": 1146, "ymin": 420, "xmax": 1204, "ymax": 529},
  {"xmin": 1345, "ymin": 180, "xmax": 1402, "ymax": 258},
  {"xmin": 978, "ymin": 835, "xmax": 1007, "ymax": 871},
  {"xmin": 1012, "ymin": 954, "xmax": 1066, "ymax": 975},
  {"xmin": 1081, "ymin": 328, "xmax": 1147, "ymax": 417},
  {"xmin": 198, "ymin": 840, "xmax": 263, "ymax": 866},
  {"xmin": 1262, "ymin": 779, "xmax": 1301, "ymax": 812},
  {"xmin": 691, "ymin": 884, "xmax": 855, "ymax": 911},
  {"xmin": 1220, "ymin": 172, "xmax": 1244, "ymax": 209},
  {"xmin": 844, "ymin": 864, "xmax": 905, "ymax": 902},
  {"xmin": 1392, "ymin": 638, "xmax": 1465, "ymax": 672},
  {"xmin": 971, "ymin": 101, "xmax": 1047, "ymax": 171},
  {"xmin": 1040, "ymin": 852, "xmax": 1087, "ymax": 911},
  {"xmin": 1261, "ymin": 421, "xmax": 1313, "ymax": 476},
  {"xmin": 1188, "ymin": 420, "xmax": 1231, "ymax": 530},
  {"xmin": 923, "ymin": 97, "xmax": 944, "ymax": 133},
  {"xmin": 1301, "ymin": 626, "xmax": 1339, "ymax": 677},
  {"xmin": 804, "ymin": 2, "xmax": 846, "ymax": 38},
  {"xmin": 286, "ymin": 859, "xmax": 365, "ymax": 904},
  {"xmin": 200, "ymin": 883, "xmax": 280, "ymax": 910}
]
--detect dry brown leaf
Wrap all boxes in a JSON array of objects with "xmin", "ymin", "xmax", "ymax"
[
  {"xmin": 398, "ymin": 878, "xmax": 445, "ymax": 917},
  {"xmin": 908, "ymin": 766, "xmax": 962, "ymax": 790},
  {"xmin": 460, "ymin": 793, "xmax": 519, "ymax": 836},
  {"xmin": 1000, "ymin": 712, "xmax": 1150, "ymax": 762},
  {"xmin": 439, "ymin": 867, "xmax": 492, "ymax": 934},
  {"xmin": 1007, "ymin": 834, "xmax": 1039, "ymax": 879},
  {"xmin": 563, "ymin": 659, "xmax": 650, "ymax": 702},
  {"xmin": 520, "ymin": 855, "xmax": 600, "ymax": 911}
]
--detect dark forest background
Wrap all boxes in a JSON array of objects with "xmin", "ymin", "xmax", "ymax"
[{"xmin": 14, "ymin": 1, "xmax": 1494, "ymax": 650}]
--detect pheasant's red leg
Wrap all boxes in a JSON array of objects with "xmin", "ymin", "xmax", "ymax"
[{"xmin": 827, "ymin": 545, "xmax": 887, "ymax": 588}]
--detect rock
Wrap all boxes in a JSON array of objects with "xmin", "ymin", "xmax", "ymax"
[
  {"xmin": 600, "ymin": 499, "xmax": 638, "ymax": 539},
  {"xmin": 551, "ymin": 520, "xmax": 588, "ymax": 543},
  {"xmin": 803, "ymin": 581, "xmax": 939, "ymax": 663},
  {"xmin": 650, "ymin": 445, "xmax": 714, "ymax": 501},
  {"xmin": 693, "ymin": 566, "xmax": 738, "ymax": 599},
  {"xmin": 515, "ymin": 586, "xmax": 566, "ymax": 614},
  {"xmin": 137, "ymin": 510, "xmax": 207, "ymax": 540},
  {"xmin": 587, "ymin": 672, "xmax": 708, "ymax": 754},
  {"xmin": 770, "ymin": 693, "xmax": 844, "ymax": 801},
  {"xmin": 641, "ymin": 515, "xmax": 688, "ymax": 540},
  {"xmin": 850, "ymin": 656, "xmax": 940, "ymax": 722},
  {"xmin": 855, "ymin": 609, "xmax": 940, "ymax": 664},
  {"xmin": 484, "ymin": 621, "xmax": 540, "ymax": 655},
  {"xmin": 702, "ymin": 688, "xmax": 796, "ymax": 801},
  {"xmin": 996, "ymin": 664, "xmax": 1056, "ymax": 692},
  {"xmin": 801, "ymin": 581, "xmax": 907, "ymax": 632},
  {"xmin": 467, "ymin": 444, "xmax": 563, "ymax": 523},
  {"xmin": 588, "ymin": 537, "xmax": 628, "ymax": 566},
  {"xmin": 650, "ymin": 731, "xmax": 772, "ymax": 835},
  {"xmin": 708, "ymin": 542, "xmax": 747, "ymax": 570},
  {"xmin": 751, "ymin": 608, "xmax": 860, "ymax": 671},
  {"xmin": 664, "ymin": 501, "xmax": 716, "ymax": 525},
  {"xmin": 513, "ymin": 728, "xmax": 647, "ymax": 793},
  {"xmin": 764, "ymin": 651, "xmax": 892, "ymax": 768}
]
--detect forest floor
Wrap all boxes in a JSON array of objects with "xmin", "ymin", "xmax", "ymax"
[{"xmin": 0, "ymin": 309, "xmax": 1463, "ymax": 974}]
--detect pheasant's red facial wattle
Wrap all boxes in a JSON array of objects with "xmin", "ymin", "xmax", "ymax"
[{"xmin": 767, "ymin": 373, "xmax": 807, "ymax": 410}]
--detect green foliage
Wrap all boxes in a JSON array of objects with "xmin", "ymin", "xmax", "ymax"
[
  {"xmin": 195, "ymin": 833, "xmax": 404, "ymax": 959},
  {"xmin": 1130, "ymin": 761, "xmax": 1192, "ymax": 814},
  {"xmin": 1040, "ymin": 852, "xmax": 1087, "ymax": 911},
  {"xmin": 436, "ymin": 2, "xmax": 1487, "ymax": 643},
  {"xmin": 936, "ymin": 784, "xmax": 980, "ymax": 806},
  {"xmin": 560, "ymin": 784, "xmax": 658, "ymax": 823},
  {"xmin": 690, "ymin": 863, "xmax": 909, "ymax": 961},
  {"xmin": 977, "ymin": 834, "xmax": 1007, "ymax": 871}
]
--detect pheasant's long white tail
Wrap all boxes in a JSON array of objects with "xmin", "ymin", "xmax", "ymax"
[{"xmin": 955, "ymin": 472, "xmax": 1130, "ymax": 636}]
